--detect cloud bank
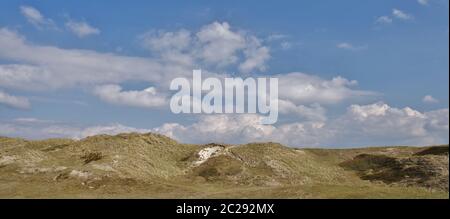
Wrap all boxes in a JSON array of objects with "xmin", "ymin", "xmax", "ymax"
[{"xmin": 1, "ymin": 103, "xmax": 447, "ymax": 147}]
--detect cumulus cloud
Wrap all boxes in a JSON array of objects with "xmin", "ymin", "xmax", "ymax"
[
  {"xmin": 65, "ymin": 20, "xmax": 100, "ymax": 38},
  {"xmin": 154, "ymin": 103, "xmax": 449, "ymax": 147},
  {"xmin": 153, "ymin": 114, "xmax": 277, "ymax": 144},
  {"xmin": 0, "ymin": 90, "xmax": 30, "ymax": 109},
  {"xmin": 19, "ymin": 5, "xmax": 56, "ymax": 30},
  {"xmin": 152, "ymin": 114, "xmax": 322, "ymax": 146},
  {"xmin": 139, "ymin": 29, "xmax": 194, "ymax": 66},
  {"xmin": 2, "ymin": 103, "xmax": 447, "ymax": 147},
  {"xmin": 277, "ymin": 72, "xmax": 377, "ymax": 105},
  {"xmin": 196, "ymin": 22, "xmax": 246, "ymax": 66},
  {"xmin": 197, "ymin": 22, "xmax": 270, "ymax": 73},
  {"xmin": 140, "ymin": 22, "xmax": 270, "ymax": 73},
  {"xmin": 331, "ymin": 103, "xmax": 448, "ymax": 146},
  {"xmin": 278, "ymin": 100, "xmax": 327, "ymax": 122},
  {"xmin": 76, "ymin": 124, "xmax": 150, "ymax": 139},
  {"xmin": 392, "ymin": 9, "xmax": 414, "ymax": 20},
  {"xmin": 238, "ymin": 36, "xmax": 270, "ymax": 73},
  {"xmin": 93, "ymin": 84, "xmax": 167, "ymax": 108},
  {"xmin": 0, "ymin": 118, "xmax": 150, "ymax": 140},
  {"xmin": 423, "ymin": 95, "xmax": 439, "ymax": 104}
]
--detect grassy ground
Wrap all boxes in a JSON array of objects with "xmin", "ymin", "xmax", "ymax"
[{"xmin": 0, "ymin": 178, "xmax": 446, "ymax": 199}]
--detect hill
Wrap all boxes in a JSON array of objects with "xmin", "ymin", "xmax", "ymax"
[{"xmin": 0, "ymin": 133, "xmax": 448, "ymax": 198}]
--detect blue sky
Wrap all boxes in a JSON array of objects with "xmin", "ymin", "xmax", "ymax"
[{"xmin": 0, "ymin": 0, "xmax": 448, "ymax": 147}]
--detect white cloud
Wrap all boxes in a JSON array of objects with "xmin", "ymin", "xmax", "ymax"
[
  {"xmin": 422, "ymin": 95, "xmax": 439, "ymax": 104},
  {"xmin": 392, "ymin": 9, "xmax": 414, "ymax": 20},
  {"xmin": 65, "ymin": 20, "xmax": 100, "ymax": 38},
  {"xmin": 376, "ymin": 16, "xmax": 393, "ymax": 24},
  {"xmin": 154, "ymin": 103, "xmax": 449, "ymax": 147},
  {"xmin": 336, "ymin": 43, "xmax": 353, "ymax": 50},
  {"xmin": 0, "ymin": 118, "xmax": 150, "ymax": 140},
  {"xmin": 277, "ymin": 72, "xmax": 377, "ymax": 105},
  {"xmin": 139, "ymin": 29, "xmax": 195, "ymax": 66},
  {"xmin": 332, "ymin": 103, "xmax": 448, "ymax": 146},
  {"xmin": 153, "ymin": 114, "xmax": 320, "ymax": 145},
  {"xmin": 140, "ymin": 22, "xmax": 271, "ymax": 73},
  {"xmin": 19, "ymin": 5, "xmax": 56, "ymax": 30},
  {"xmin": 140, "ymin": 29, "xmax": 191, "ymax": 52},
  {"xmin": 2, "ymin": 103, "xmax": 447, "ymax": 147},
  {"xmin": 418, "ymin": 0, "xmax": 429, "ymax": 6},
  {"xmin": 0, "ymin": 90, "xmax": 30, "ymax": 109},
  {"xmin": 238, "ymin": 37, "xmax": 270, "ymax": 73},
  {"xmin": 0, "ymin": 64, "xmax": 56, "ymax": 90},
  {"xmin": 196, "ymin": 22, "xmax": 246, "ymax": 66},
  {"xmin": 0, "ymin": 28, "xmax": 179, "ymax": 90},
  {"xmin": 153, "ymin": 114, "xmax": 277, "ymax": 144},
  {"xmin": 278, "ymin": 100, "xmax": 327, "ymax": 122},
  {"xmin": 425, "ymin": 109, "xmax": 449, "ymax": 134},
  {"xmin": 376, "ymin": 9, "xmax": 413, "ymax": 25},
  {"xmin": 14, "ymin": 117, "xmax": 49, "ymax": 123},
  {"xmin": 93, "ymin": 84, "xmax": 167, "ymax": 108},
  {"xmin": 76, "ymin": 124, "xmax": 150, "ymax": 139},
  {"xmin": 337, "ymin": 42, "xmax": 368, "ymax": 51}
]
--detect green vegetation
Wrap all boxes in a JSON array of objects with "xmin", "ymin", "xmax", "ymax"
[{"xmin": 0, "ymin": 133, "xmax": 448, "ymax": 198}]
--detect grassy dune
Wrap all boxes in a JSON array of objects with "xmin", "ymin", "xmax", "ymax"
[{"xmin": 0, "ymin": 134, "xmax": 448, "ymax": 198}]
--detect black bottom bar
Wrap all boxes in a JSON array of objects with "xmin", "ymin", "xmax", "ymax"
[{"xmin": 1, "ymin": 199, "xmax": 448, "ymax": 217}]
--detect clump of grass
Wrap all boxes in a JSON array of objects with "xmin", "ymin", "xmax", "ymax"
[{"xmin": 81, "ymin": 152, "xmax": 103, "ymax": 164}]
